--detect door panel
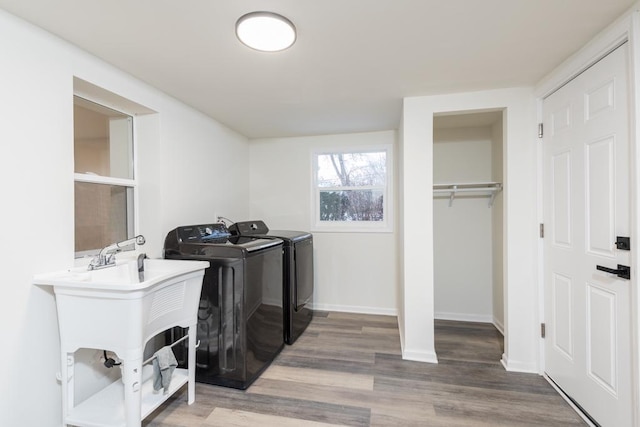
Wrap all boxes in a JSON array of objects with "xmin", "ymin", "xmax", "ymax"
[
  {"xmin": 585, "ymin": 136, "xmax": 616, "ymax": 256},
  {"xmin": 586, "ymin": 284, "xmax": 617, "ymax": 394},
  {"xmin": 543, "ymin": 43, "xmax": 632, "ymax": 427},
  {"xmin": 552, "ymin": 151, "xmax": 572, "ymax": 247},
  {"xmin": 552, "ymin": 273, "xmax": 573, "ymax": 359},
  {"xmin": 585, "ymin": 79, "xmax": 615, "ymax": 121}
]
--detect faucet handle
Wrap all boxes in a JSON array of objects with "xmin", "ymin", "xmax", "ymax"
[
  {"xmin": 137, "ymin": 253, "xmax": 147, "ymax": 282},
  {"xmin": 105, "ymin": 252, "xmax": 116, "ymax": 265},
  {"xmin": 135, "ymin": 235, "xmax": 146, "ymax": 245}
]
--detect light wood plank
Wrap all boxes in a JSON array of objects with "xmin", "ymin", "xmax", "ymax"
[
  {"xmin": 261, "ymin": 365, "xmax": 374, "ymax": 391},
  {"xmin": 279, "ymin": 345, "xmax": 377, "ymax": 364},
  {"xmin": 247, "ymin": 378, "xmax": 437, "ymax": 419},
  {"xmin": 204, "ymin": 408, "xmax": 348, "ymax": 427},
  {"xmin": 361, "ymin": 326, "xmax": 401, "ymax": 336}
]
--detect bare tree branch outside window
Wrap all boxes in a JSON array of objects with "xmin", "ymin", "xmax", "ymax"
[{"xmin": 317, "ymin": 151, "xmax": 386, "ymax": 221}]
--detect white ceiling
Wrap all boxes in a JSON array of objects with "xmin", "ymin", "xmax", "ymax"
[{"xmin": 0, "ymin": 0, "xmax": 634, "ymax": 138}]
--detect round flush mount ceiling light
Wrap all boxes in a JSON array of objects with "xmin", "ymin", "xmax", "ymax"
[{"xmin": 236, "ymin": 12, "xmax": 296, "ymax": 52}]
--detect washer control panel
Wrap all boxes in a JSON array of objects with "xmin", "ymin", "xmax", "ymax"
[{"xmin": 177, "ymin": 223, "xmax": 231, "ymax": 243}]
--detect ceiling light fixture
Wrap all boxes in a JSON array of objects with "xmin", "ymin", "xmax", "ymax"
[{"xmin": 236, "ymin": 12, "xmax": 296, "ymax": 52}]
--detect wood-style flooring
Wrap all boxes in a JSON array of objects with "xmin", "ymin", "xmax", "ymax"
[{"xmin": 143, "ymin": 312, "xmax": 586, "ymax": 426}]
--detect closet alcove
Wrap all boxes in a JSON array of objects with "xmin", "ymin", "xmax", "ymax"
[{"xmin": 433, "ymin": 110, "xmax": 505, "ymax": 360}]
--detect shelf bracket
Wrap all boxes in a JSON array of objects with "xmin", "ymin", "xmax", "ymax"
[
  {"xmin": 448, "ymin": 185, "xmax": 457, "ymax": 207},
  {"xmin": 488, "ymin": 190, "xmax": 497, "ymax": 207}
]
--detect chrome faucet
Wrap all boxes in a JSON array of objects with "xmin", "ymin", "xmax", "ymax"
[{"xmin": 88, "ymin": 235, "xmax": 146, "ymax": 270}]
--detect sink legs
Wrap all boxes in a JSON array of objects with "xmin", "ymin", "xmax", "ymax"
[
  {"xmin": 188, "ymin": 324, "xmax": 196, "ymax": 405},
  {"xmin": 60, "ymin": 352, "xmax": 74, "ymax": 427},
  {"xmin": 121, "ymin": 356, "xmax": 143, "ymax": 427}
]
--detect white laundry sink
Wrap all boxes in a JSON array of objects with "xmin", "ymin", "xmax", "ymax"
[{"xmin": 34, "ymin": 258, "xmax": 209, "ymax": 427}]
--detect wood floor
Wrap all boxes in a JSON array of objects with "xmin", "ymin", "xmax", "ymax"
[{"xmin": 143, "ymin": 312, "xmax": 586, "ymax": 426}]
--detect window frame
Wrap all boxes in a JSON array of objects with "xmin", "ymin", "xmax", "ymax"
[
  {"xmin": 311, "ymin": 144, "xmax": 393, "ymax": 233},
  {"xmin": 73, "ymin": 95, "xmax": 138, "ymax": 259}
]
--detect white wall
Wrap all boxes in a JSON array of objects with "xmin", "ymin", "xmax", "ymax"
[
  {"xmin": 433, "ymin": 127, "xmax": 494, "ymax": 322},
  {"xmin": 491, "ymin": 119, "xmax": 505, "ymax": 331},
  {"xmin": 399, "ymin": 98, "xmax": 438, "ymax": 362},
  {"xmin": 0, "ymin": 10, "xmax": 249, "ymax": 427},
  {"xmin": 400, "ymin": 88, "xmax": 538, "ymax": 371},
  {"xmin": 396, "ymin": 116, "xmax": 406, "ymax": 347},
  {"xmin": 249, "ymin": 131, "xmax": 398, "ymax": 314}
]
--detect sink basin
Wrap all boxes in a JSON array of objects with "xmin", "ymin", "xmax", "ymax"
[
  {"xmin": 33, "ymin": 258, "xmax": 209, "ymax": 356},
  {"xmin": 34, "ymin": 258, "xmax": 208, "ymax": 290}
]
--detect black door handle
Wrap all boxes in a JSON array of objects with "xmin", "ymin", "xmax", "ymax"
[{"xmin": 596, "ymin": 264, "xmax": 631, "ymax": 280}]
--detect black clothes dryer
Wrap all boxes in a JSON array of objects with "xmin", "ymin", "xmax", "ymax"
[
  {"xmin": 163, "ymin": 223, "xmax": 284, "ymax": 389},
  {"xmin": 229, "ymin": 220, "xmax": 313, "ymax": 345}
]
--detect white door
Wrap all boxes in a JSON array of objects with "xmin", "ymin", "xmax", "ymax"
[{"xmin": 543, "ymin": 43, "xmax": 633, "ymax": 427}]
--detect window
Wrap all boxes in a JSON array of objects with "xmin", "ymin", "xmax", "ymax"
[
  {"xmin": 74, "ymin": 96, "xmax": 136, "ymax": 256},
  {"xmin": 312, "ymin": 146, "xmax": 392, "ymax": 232}
]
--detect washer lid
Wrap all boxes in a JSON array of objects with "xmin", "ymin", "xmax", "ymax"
[{"xmin": 265, "ymin": 230, "xmax": 312, "ymax": 241}]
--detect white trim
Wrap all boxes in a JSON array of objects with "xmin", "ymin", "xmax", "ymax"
[
  {"xmin": 402, "ymin": 348, "xmax": 438, "ymax": 364},
  {"xmin": 500, "ymin": 353, "xmax": 538, "ymax": 373},
  {"xmin": 536, "ymin": 93, "xmax": 546, "ymax": 375},
  {"xmin": 312, "ymin": 303, "xmax": 397, "ymax": 317},
  {"xmin": 397, "ymin": 314, "xmax": 405, "ymax": 354},
  {"xmin": 434, "ymin": 312, "xmax": 493, "ymax": 324},
  {"xmin": 535, "ymin": 5, "xmax": 640, "ymax": 424},
  {"xmin": 73, "ymin": 173, "xmax": 136, "ymax": 187},
  {"xmin": 435, "ymin": 312, "xmax": 505, "ymax": 338},
  {"xmin": 130, "ymin": 108, "xmax": 141, "ymax": 246},
  {"xmin": 630, "ymin": 9, "xmax": 640, "ymax": 427},
  {"xmin": 493, "ymin": 316, "xmax": 504, "ymax": 335},
  {"xmin": 310, "ymin": 144, "xmax": 394, "ymax": 233},
  {"xmin": 73, "ymin": 86, "xmax": 140, "ymax": 257}
]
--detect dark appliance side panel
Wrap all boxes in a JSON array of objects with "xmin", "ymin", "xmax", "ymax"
[
  {"xmin": 294, "ymin": 238, "xmax": 314, "ymax": 309},
  {"xmin": 244, "ymin": 245, "xmax": 284, "ymax": 382},
  {"xmin": 289, "ymin": 237, "xmax": 314, "ymax": 344},
  {"xmin": 282, "ymin": 244, "xmax": 294, "ymax": 344}
]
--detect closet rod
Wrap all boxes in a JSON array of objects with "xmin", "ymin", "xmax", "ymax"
[
  {"xmin": 433, "ymin": 182, "xmax": 502, "ymax": 207},
  {"xmin": 432, "ymin": 186, "xmax": 500, "ymax": 194},
  {"xmin": 433, "ymin": 182, "xmax": 502, "ymax": 191}
]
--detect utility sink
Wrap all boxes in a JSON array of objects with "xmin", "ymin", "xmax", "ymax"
[
  {"xmin": 33, "ymin": 257, "xmax": 209, "ymax": 355},
  {"xmin": 35, "ymin": 258, "xmax": 207, "ymax": 290},
  {"xmin": 34, "ymin": 258, "xmax": 209, "ymax": 427}
]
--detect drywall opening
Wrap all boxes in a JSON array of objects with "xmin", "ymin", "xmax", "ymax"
[{"xmin": 432, "ymin": 109, "xmax": 505, "ymax": 359}]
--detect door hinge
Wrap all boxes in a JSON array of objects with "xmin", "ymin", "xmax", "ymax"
[
  {"xmin": 540, "ymin": 223, "xmax": 544, "ymax": 238},
  {"xmin": 541, "ymin": 323, "xmax": 546, "ymax": 338},
  {"xmin": 538, "ymin": 123, "xmax": 544, "ymax": 138}
]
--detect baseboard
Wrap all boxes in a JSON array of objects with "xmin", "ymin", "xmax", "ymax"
[
  {"xmin": 493, "ymin": 317, "xmax": 505, "ymax": 335},
  {"xmin": 312, "ymin": 303, "xmax": 397, "ymax": 316},
  {"xmin": 434, "ymin": 312, "xmax": 505, "ymax": 336},
  {"xmin": 402, "ymin": 348, "xmax": 439, "ymax": 364},
  {"xmin": 434, "ymin": 311, "xmax": 493, "ymax": 323},
  {"xmin": 500, "ymin": 353, "xmax": 538, "ymax": 373}
]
